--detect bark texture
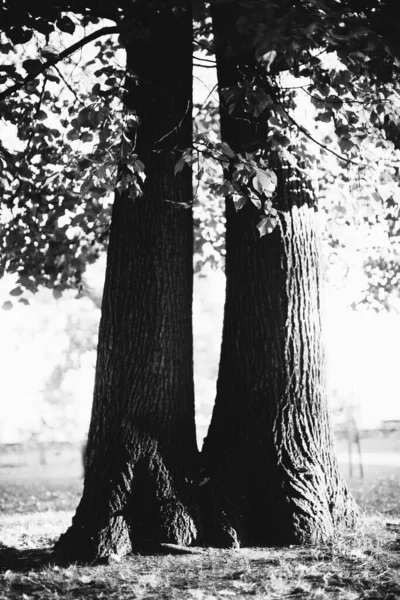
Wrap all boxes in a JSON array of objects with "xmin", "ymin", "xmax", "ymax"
[
  {"xmin": 55, "ymin": 3, "xmax": 198, "ymax": 563},
  {"xmin": 200, "ymin": 3, "xmax": 358, "ymax": 548}
]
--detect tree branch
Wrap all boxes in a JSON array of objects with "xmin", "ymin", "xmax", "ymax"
[
  {"xmin": 0, "ymin": 26, "xmax": 119, "ymax": 102},
  {"xmin": 277, "ymin": 101, "xmax": 361, "ymax": 167}
]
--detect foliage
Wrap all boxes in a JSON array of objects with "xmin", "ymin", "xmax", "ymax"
[
  {"xmin": 0, "ymin": 19, "xmax": 129, "ymax": 305},
  {"xmin": 1, "ymin": 0, "xmax": 400, "ymax": 309},
  {"xmin": 198, "ymin": 0, "xmax": 400, "ymax": 307}
]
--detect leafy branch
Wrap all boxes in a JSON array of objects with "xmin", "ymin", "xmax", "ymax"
[{"xmin": 0, "ymin": 26, "xmax": 119, "ymax": 102}]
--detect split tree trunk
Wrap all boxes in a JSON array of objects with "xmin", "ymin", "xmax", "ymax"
[
  {"xmin": 55, "ymin": 3, "xmax": 199, "ymax": 563},
  {"xmin": 200, "ymin": 3, "xmax": 358, "ymax": 548}
]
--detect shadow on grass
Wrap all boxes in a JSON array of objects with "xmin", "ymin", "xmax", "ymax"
[
  {"xmin": 0, "ymin": 543, "xmax": 56, "ymax": 572},
  {"xmin": 0, "ymin": 541, "xmax": 207, "ymax": 573}
]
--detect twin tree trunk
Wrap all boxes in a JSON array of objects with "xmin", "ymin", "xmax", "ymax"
[
  {"xmin": 55, "ymin": 3, "xmax": 199, "ymax": 562},
  {"xmin": 56, "ymin": 2, "xmax": 357, "ymax": 562},
  {"xmin": 200, "ymin": 4, "xmax": 357, "ymax": 547}
]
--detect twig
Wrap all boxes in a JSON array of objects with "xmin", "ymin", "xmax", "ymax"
[
  {"xmin": 194, "ymin": 62, "xmax": 217, "ymax": 69},
  {"xmin": 53, "ymin": 65, "xmax": 78, "ymax": 99},
  {"xmin": 193, "ymin": 84, "xmax": 218, "ymax": 118},
  {"xmin": 193, "ymin": 54, "xmax": 216, "ymax": 63},
  {"xmin": 154, "ymin": 99, "xmax": 191, "ymax": 146}
]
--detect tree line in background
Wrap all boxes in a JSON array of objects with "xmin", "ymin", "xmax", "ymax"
[{"xmin": 1, "ymin": 0, "xmax": 400, "ymax": 563}]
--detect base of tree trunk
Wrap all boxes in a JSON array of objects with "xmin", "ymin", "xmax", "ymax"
[
  {"xmin": 199, "ymin": 452, "xmax": 359, "ymax": 548},
  {"xmin": 54, "ymin": 447, "xmax": 199, "ymax": 564}
]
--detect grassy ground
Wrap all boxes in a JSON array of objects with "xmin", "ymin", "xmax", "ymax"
[{"xmin": 1, "ymin": 467, "xmax": 400, "ymax": 600}]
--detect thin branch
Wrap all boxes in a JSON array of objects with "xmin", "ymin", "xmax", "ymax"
[
  {"xmin": 154, "ymin": 99, "xmax": 191, "ymax": 147},
  {"xmin": 193, "ymin": 62, "xmax": 217, "ymax": 69},
  {"xmin": 278, "ymin": 101, "xmax": 361, "ymax": 167},
  {"xmin": 194, "ymin": 84, "xmax": 218, "ymax": 118},
  {"xmin": 0, "ymin": 26, "xmax": 119, "ymax": 102},
  {"xmin": 53, "ymin": 65, "xmax": 79, "ymax": 99},
  {"xmin": 194, "ymin": 40, "xmax": 214, "ymax": 53},
  {"xmin": 193, "ymin": 55, "xmax": 216, "ymax": 64}
]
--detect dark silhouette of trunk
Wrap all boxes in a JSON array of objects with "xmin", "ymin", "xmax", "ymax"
[
  {"xmin": 55, "ymin": 3, "xmax": 198, "ymax": 563},
  {"xmin": 200, "ymin": 4, "xmax": 357, "ymax": 548}
]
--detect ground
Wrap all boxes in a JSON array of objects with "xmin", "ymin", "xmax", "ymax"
[{"xmin": 0, "ymin": 444, "xmax": 400, "ymax": 600}]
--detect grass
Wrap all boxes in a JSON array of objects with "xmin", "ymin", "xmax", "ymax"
[{"xmin": 1, "ymin": 470, "xmax": 400, "ymax": 600}]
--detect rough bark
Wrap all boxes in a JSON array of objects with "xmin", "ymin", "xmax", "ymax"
[
  {"xmin": 55, "ymin": 3, "xmax": 199, "ymax": 563},
  {"xmin": 200, "ymin": 3, "xmax": 358, "ymax": 548}
]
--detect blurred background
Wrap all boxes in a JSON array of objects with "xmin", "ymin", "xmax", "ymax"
[{"xmin": 1, "ymin": 248, "xmax": 400, "ymax": 483}]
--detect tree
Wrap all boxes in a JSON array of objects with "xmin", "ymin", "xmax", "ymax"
[
  {"xmin": 51, "ymin": 3, "xmax": 200, "ymax": 563},
  {"xmin": 0, "ymin": 1, "xmax": 198, "ymax": 561},
  {"xmin": 2, "ymin": 0, "xmax": 400, "ymax": 560},
  {"xmin": 199, "ymin": 2, "xmax": 360, "ymax": 547}
]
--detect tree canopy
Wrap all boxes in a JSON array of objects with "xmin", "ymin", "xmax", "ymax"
[{"xmin": 1, "ymin": 0, "xmax": 400, "ymax": 309}]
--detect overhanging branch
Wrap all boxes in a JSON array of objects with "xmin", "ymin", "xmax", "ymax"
[{"xmin": 0, "ymin": 26, "xmax": 119, "ymax": 102}]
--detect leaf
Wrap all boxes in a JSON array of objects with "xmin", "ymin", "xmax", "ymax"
[
  {"xmin": 258, "ymin": 50, "xmax": 277, "ymax": 71},
  {"xmin": 66, "ymin": 129, "xmax": 79, "ymax": 141},
  {"xmin": 221, "ymin": 142, "xmax": 235, "ymax": 158},
  {"xmin": 316, "ymin": 110, "xmax": 333, "ymax": 123},
  {"xmin": 247, "ymin": 89, "xmax": 272, "ymax": 117},
  {"xmin": 80, "ymin": 178, "xmax": 93, "ymax": 193},
  {"xmin": 10, "ymin": 286, "xmax": 23, "ymax": 297},
  {"xmin": 134, "ymin": 159, "xmax": 145, "ymax": 173},
  {"xmin": 95, "ymin": 165, "xmax": 107, "ymax": 179},
  {"xmin": 326, "ymin": 95, "xmax": 343, "ymax": 111},
  {"xmin": 253, "ymin": 169, "xmax": 277, "ymax": 195},
  {"xmin": 36, "ymin": 110, "xmax": 47, "ymax": 121},
  {"xmin": 250, "ymin": 196, "xmax": 262, "ymax": 210},
  {"xmin": 81, "ymin": 132, "xmax": 94, "ymax": 143},
  {"xmin": 233, "ymin": 194, "xmax": 247, "ymax": 210},
  {"xmin": 269, "ymin": 116, "xmax": 281, "ymax": 127},
  {"xmin": 18, "ymin": 298, "xmax": 30, "ymax": 306},
  {"xmin": 88, "ymin": 110, "xmax": 103, "ymax": 128},
  {"xmin": 196, "ymin": 167, "xmax": 204, "ymax": 181},
  {"xmin": 53, "ymin": 287, "xmax": 62, "ymax": 300},
  {"xmin": 22, "ymin": 59, "xmax": 42, "ymax": 74},
  {"xmin": 8, "ymin": 27, "xmax": 33, "ymax": 45},
  {"xmin": 338, "ymin": 138, "xmax": 354, "ymax": 153},
  {"xmin": 257, "ymin": 216, "xmax": 278, "ymax": 237},
  {"xmin": 128, "ymin": 185, "xmax": 141, "ymax": 200},
  {"xmin": 270, "ymin": 133, "xmax": 291, "ymax": 149},
  {"xmin": 379, "ymin": 171, "xmax": 394, "ymax": 185},
  {"xmin": 310, "ymin": 96, "xmax": 326, "ymax": 110},
  {"xmin": 78, "ymin": 159, "xmax": 91, "ymax": 171},
  {"xmin": 78, "ymin": 108, "xmax": 91, "ymax": 126},
  {"xmin": 174, "ymin": 157, "xmax": 186, "ymax": 175},
  {"xmin": 253, "ymin": 175, "xmax": 263, "ymax": 195},
  {"xmin": 56, "ymin": 16, "xmax": 75, "ymax": 35},
  {"xmin": 0, "ymin": 42, "xmax": 14, "ymax": 54},
  {"xmin": 2, "ymin": 301, "xmax": 13, "ymax": 310}
]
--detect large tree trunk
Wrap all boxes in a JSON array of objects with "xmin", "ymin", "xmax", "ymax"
[
  {"xmin": 200, "ymin": 3, "xmax": 358, "ymax": 548},
  {"xmin": 55, "ymin": 3, "xmax": 198, "ymax": 563}
]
